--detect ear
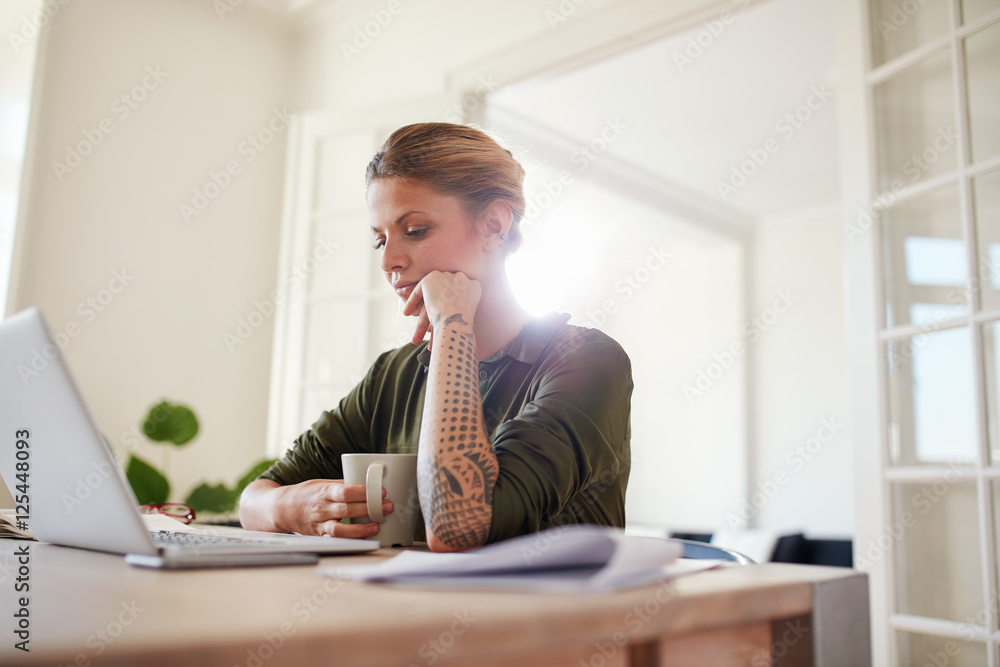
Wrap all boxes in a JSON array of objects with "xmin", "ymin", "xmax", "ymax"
[{"xmin": 477, "ymin": 199, "xmax": 513, "ymax": 249}]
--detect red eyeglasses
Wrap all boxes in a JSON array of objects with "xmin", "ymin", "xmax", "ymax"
[{"xmin": 138, "ymin": 503, "xmax": 196, "ymax": 525}]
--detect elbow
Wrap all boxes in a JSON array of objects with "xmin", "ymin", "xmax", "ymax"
[
  {"xmin": 424, "ymin": 525, "xmax": 488, "ymax": 553},
  {"xmin": 426, "ymin": 533, "xmax": 461, "ymax": 553}
]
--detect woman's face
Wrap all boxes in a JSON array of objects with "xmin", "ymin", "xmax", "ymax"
[{"xmin": 368, "ymin": 178, "xmax": 489, "ymax": 301}]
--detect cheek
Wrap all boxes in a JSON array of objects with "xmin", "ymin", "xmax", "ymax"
[
  {"xmin": 451, "ymin": 247, "xmax": 486, "ymax": 277},
  {"xmin": 428, "ymin": 240, "xmax": 471, "ymax": 271},
  {"xmin": 413, "ymin": 234, "xmax": 486, "ymax": 277}
]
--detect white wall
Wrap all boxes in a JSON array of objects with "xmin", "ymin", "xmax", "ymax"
[
  {"xmin": 7, "ymin": 0, "xmax": 292, "ymax": 499},
  {"xmin": 614, "ymin": 239, "xmax": 746, "ymax": 531},
  {"xmin": 745, "ymin": 204, "xmax": 853, "ymax": 536}
]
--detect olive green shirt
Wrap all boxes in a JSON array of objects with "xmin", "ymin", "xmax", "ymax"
[{"xmin": 260, "ymin": 312, "xmax": 633, "ymax": 544}]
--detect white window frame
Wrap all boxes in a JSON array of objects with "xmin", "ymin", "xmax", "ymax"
[
  {"xmin": 839, "ymin": 1, "xmax": 1000, "ymax": 664},
  {"xmin": 266, "ymin": 95, "xmax": 461, "ymax": 457}
]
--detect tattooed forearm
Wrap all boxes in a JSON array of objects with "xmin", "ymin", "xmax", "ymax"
[
  {"xmin": 418, "ymin": 318, "xmax": 498, "ymax": 551},
  {"xmin": 443, "ymin": 313, "xmax": 469, "ymax": 327}
]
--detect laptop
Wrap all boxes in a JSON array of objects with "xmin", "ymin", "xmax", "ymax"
[{"xmin": 0, "ymin": 307, "xmax": 379, "ymax": 568}]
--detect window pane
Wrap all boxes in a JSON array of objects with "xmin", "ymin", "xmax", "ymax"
[
  {"xmin": 870, "ymin": 0, "xmax": 951, "ymax": 67},
  {"xmin": 874, "ymin": 49, "xmax": 958, "ymax": 191},
  {"xmin": 313, "ymin": 131, "xmax": 373, "ymax": 215},
  {"xmin": 299, "ymin": 386, "xmax": 344, "ymax": 434},
  {"xmin": 896, "ymin": 631, "xmax": 988, "ymax": 667},
  {"xmin": 881, "ymin": 186, "xmax": 967, "ymax": 328},
  {"xmin": 985, "ymin": 323, "xmax": 1000, "ymax": 465},
  {"xmin": 975, "ymin": 170, "xmax": 1000, "ymax": 312},
  {"xmin": 965, "ymin": 21, "xmax": 1000, "ymax": 164},
  {"xmin": 893, "ymin": 481, "xmax": 982, "ymax": 622},
  {"xmin": 903, "ymin": 236, "xmax": 966, "ymax": 285},
  {"xmin": 368, "ymin": 294, "xmax": 414, "ymax": 360},
  {"xmin": 887, "ymin": 327, "xmax": 976, "ymax": 465},
  {"xmin": 962, "ymin": 0, "xmax": 1000, "ymax": 24},
  {"xmin": 303, "ymin": 300, "xmax": 366, "ymax": 384},
  {"xmin": 310, "ymin": 216, "xmax": 371, "ymax": 298}
]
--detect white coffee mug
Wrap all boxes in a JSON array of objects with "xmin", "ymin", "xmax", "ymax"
[{"xmin": 341, "ymin": 453, "xmax": 419, "ymax": 547}]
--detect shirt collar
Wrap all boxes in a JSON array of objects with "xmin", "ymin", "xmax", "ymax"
[{"xmin": 417, "ymin": 312, "xmax": 570, "ymax": 369}]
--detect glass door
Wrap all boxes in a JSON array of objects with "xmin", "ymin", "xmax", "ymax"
[{"xmin": 863, "ymin": 0, "xmax": 1000, "ymax": 663}]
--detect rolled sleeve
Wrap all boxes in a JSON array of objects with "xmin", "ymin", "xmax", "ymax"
[{"xmin": 487, "ymin": 336, "xmax": 633, "ymax": 542}]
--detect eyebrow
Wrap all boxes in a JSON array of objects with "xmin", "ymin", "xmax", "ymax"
[{"xmin": 371, "ymin": 211, "xmax": 424, "ymax": 233}]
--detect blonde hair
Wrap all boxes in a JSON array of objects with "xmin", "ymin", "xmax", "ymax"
[{"xmin": 365, "ymin": 123, "xmax": 525, "ymax": 256}]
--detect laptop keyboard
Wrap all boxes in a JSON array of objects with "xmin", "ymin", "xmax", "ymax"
[{"xmin": 151, "ymin": 530, "xmax": 276, "ymax": 547}]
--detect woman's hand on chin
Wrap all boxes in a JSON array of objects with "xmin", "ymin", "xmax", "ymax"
[{"xmin": 402, "ymin": 271, "xmax": 482, "ymax": 347}]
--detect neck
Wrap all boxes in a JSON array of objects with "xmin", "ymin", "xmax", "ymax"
[{"xmin": 471, "ymin": 269, "xmax": 533, "ymax": 361}]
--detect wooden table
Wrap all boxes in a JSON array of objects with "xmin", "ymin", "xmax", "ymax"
[{"xmin": 0, "ymin": 539, "xmax": 870, "ymax": 666}]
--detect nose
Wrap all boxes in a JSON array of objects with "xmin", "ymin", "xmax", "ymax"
[{"xmin": 380, "ymin": 237, "xmax": 406, "ymax": 274}]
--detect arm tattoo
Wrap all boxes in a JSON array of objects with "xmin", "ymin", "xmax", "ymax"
[{"xmin": 418, "ymin": 324, "xmax": 498, "ymax": 550}]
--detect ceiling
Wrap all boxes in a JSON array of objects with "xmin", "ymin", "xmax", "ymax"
[
  {"xmin": 487, "ymin": 0, "xmax": 840, "ymax": 223},
  {"xmin": 243, "ymin": 0, "xmax": 321, "ymax": 14}
]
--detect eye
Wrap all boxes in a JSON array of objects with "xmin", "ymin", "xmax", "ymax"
[
  {"xmin": 373, "ymin": 238, "xmax": 385, "ymax": 250},
  {"xmin": 406, "ymin": 228, "xmax": 427, "ymax": 239}
]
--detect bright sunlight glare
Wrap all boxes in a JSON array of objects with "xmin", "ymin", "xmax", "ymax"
[{"xmin": 507, "ymin": 212, "xmax": 602, "ymax": 316}]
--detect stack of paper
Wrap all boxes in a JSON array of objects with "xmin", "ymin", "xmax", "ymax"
[
  {"xmin": 0, "ymin": 509, "xmax": 34, "ymax": 540},
  {"xmin": 325, "ymin": 525, "xmax": 721, "ymax": 593}
]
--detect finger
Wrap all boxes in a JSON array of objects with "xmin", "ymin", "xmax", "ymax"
[
  {"xmin": 322, "ymin": 499, "xmax": 391, "ymax": 521},
  {"xmin": 316, "ymin": 519, "xmax": 379, "ymax": 540},
  {"xmin": 402, "ymin": 281, "xmax": 424, "ymax": 317},
  {"xmin": 412, "ymin": 308, "xmax": 431, "ymax": 346},
  {"xmin": 442, "ymin": 271, "xmax": 464, "ymax": 305},
  {"xmin": 323, "ymin": 484, "xmax": 390, "ymax": 520},
  {"xmin": 326, "ymin": 482, "xmax": 369, "ymax": 504}
]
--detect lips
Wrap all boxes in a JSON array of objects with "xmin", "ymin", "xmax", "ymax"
[{"xmin": 393, "ymin": 281, "xmax": 416, "ymax": 299}]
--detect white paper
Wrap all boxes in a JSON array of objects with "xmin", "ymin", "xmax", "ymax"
[
  {"xmin": 0, "ymin": 509, "xmax": 34, "ymax": 539},
  {"xmin": 323, "ymin": 524, "xmax": 722, "ymax": 593}
]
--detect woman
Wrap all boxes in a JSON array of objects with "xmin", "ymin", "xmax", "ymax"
[{"xmin": 240, "ymin": 123, "xmax": 633, "ymax": 552}]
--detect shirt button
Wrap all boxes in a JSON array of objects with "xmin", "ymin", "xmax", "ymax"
[{"xmin": 479, "ymin": 370, "xmax": 488, "ymax": 380}]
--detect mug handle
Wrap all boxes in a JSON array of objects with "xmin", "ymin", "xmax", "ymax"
[{"xmin": 366, "ymin": 463, "xmax": 385, "ymax": 523}]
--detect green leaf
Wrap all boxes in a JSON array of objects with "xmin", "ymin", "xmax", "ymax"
[
  {"xmin": 184, "ymin": 483, "xmax": 238, "ymax": 515},
  {"xmin": 126, "ymin": 454, "xmax": 170, "ymax": 505},
  {"xmin": 234, "ymin": 458, "xmax": 277, "ymax": 496},
  {"xmin": 143, "ymin": 401, "xmax": 199, "ymax": 446}
]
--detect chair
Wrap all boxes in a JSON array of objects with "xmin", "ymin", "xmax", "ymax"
[
  {"xmin": 667, "ymin": 537, "xmax": 755, "ymax": 565},
  {"xmin": 669, "ymin": 530, "xmax": 854, "ymax": 567}
]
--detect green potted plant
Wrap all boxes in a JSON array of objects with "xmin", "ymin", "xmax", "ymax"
[{"xmin": 125, "ymin": 400, "xmax": 275, "ymax": 517}]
